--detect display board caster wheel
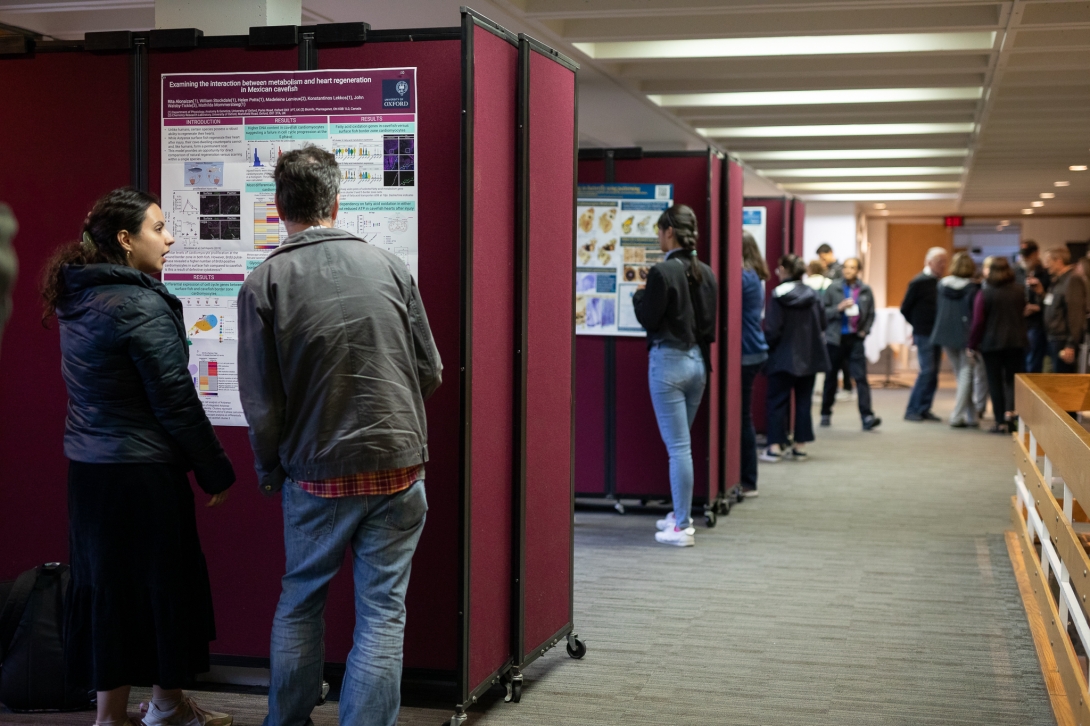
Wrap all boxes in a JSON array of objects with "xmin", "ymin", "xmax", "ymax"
[
  {"xmin": 717, "ymin": 498, "xmax": 730, "ymax": 515},
  {"xmin": 504, "ymin": 670, "xmax": 523, "ymax": 703},
  {"xmin": 566, "ymin": 633, "xmax": 587, "ymax": 659},
  {"xmin": 614, "ymin": 501, "xmax": 626, "ymax": 515},
  {"xmin": 450, "ymin": 705, "xmax": 468, "ymax": 725},
  {"xmin": 316, "ymin": 680, "xmax": 330, "ymax": 705},
  {"xmin": 704, "ymin": 509, "xmax": 717, "ymax": 528}
]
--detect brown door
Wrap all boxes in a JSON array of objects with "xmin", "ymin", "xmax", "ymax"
[{"xmin": 887, "ymin": 224, "xmax": 952, "ymax": 308}]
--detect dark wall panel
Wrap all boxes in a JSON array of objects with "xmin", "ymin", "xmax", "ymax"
[
  {"xmin": 723, "ymin": 161, "xmax": 744, "ymax": 490},
  {"xmin": 574, "ymin": 159, "xmax": 606, "ymax": 496},
  {"xmin": 0, "ymin": 51, "xmax": 131, "ymax": 578},
  {"xmin": 522, "ymin": 48, "xmax": 576, "ymax": 651},
  {"xmin": 466, "ymin": 26, "xmax": 517, "ymax": 687},
  {"xmin": 706, "ymin": 156, "xmax": 722, "ymax": 498},
  {"xmin": 320, "ymin": 39, "xmax": 464, "ymax": 671}
]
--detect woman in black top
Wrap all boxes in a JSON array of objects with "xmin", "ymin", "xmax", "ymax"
[
  {"xmin": 968, "ymin": 256, "xmax": 1027, "ymax": 433},
  {"xmin": 761, "ymin": 254, "xmax": 829, "ymax": 462},
  {"xmin": 42, "ymin": 189, "xmax": 235, "ymax": 726},
  {"xmin": 633, "ymin": 204, "xmax": 717, "ymax": 547}
]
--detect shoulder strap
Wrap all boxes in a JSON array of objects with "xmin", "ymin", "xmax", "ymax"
[{"xmin": 0, "ymin": 567, "xmax": 38, "ymax": 661}]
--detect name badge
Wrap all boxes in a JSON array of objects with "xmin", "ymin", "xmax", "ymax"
[
  {"xmin": 1044, "ymin": 293, "xmax": 1055, "ymax": 306},
  {"xmin": 845, "ymin": 303, "xmax": 860, "ymax": 317}
]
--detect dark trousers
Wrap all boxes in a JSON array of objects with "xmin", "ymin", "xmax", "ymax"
[
  {"xmin": 740, "ymin": 363, "xmax": 761, "ymax": 490},
  {"xmin": 1026, "ymin": 324, "xmax": 1048, "ymax": 373},
  {"xmin": 982, "ymin": 347, "xmax": 1024, "ymax": 423},
  {"xmin": 840, "ymin": 350, "xmax": 853, "ymax": 393},
  {"xmin": 1049, "ymin": 340, "xmax": 1077, "ymax": 373},
  {"xmin": 906, "ymin": 333, "xmax": 942, "ymax": 416},
  {"xmin": 821, "ymin": 336, "xmax": 873, "ymax": 419},
  {"xmin": 766, "ymin": 372, "xmax": 816, "ymax": 448}
]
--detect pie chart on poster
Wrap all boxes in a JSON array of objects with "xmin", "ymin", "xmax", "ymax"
[{"xmin": 189, "ymin": 315, "xmax": 218, "ymax": 335}]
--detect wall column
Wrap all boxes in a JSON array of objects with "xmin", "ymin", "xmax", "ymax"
[{"xmin": 155, "ymin": 0, "xmax": 301, "ymax": 34}]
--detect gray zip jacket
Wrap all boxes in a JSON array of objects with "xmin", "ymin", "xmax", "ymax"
[{"xmin": 238, "ymin": 226, "xmax": 442, "ymax": 493}]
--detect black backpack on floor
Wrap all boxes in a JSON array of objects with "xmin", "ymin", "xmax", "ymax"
[{"xmin": 0, "ymin": 563, "xmax": 93, "ymax": 712}]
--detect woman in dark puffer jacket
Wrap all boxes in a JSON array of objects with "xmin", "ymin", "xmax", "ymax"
[{"xmin": 41, "ymin": 188, "xmax": 235, "ymax": 726}]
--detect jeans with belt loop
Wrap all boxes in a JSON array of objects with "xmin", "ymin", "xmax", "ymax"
[{"xmin": 648, "ymin": 345, "xmax": 706, "ymax": 529}]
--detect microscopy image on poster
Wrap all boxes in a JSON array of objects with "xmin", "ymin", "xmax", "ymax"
[
  {"xmin": 160, "ymin": 67, "xmax": 418, "ymax": 425},
  {"xmin": 575, "ymin": 183, "xmax": 672, "ymax": 337}
]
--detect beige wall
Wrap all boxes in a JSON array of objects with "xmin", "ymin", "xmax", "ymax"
[{"xmin": 1020, "ymin": 217, "xmax": 1090, "ymax": 249}]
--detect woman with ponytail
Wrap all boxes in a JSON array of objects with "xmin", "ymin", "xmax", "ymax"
[
  {"xmin": 633, "ymin": 204, "xmax": 718, "ymax": 547},
  {"xmin": 42, "ymin": 188, "xmax": 235, "ymax": 726}
]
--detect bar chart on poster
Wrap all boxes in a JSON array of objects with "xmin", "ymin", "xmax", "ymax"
[
  {"xmin": 575, "ymin": 183, "xmax": 672, "ymax": 337},
  {"xmin": 159, "ymin": 67, "xmax": 419, "ymax": 425}
]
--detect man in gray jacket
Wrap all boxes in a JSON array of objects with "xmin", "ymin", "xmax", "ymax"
[
  {"xmin": 238, "ymin": 147, "xmax": 441, "ymax": 726},
  {"xmin": 819, "ymin": 258, "xmax": 880, "ymax": 431}
]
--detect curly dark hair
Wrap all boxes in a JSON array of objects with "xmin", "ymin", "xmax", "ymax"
[{"xmin": 41, "ymin": 187, "xmax": 159, "ymax": 325}]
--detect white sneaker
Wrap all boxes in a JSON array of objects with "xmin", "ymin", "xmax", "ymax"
[
  {"xmin": 142, "ymin": 696, "xmax": 232, "ymax": 726},
  {"xmin": 655, "ymin": 512, "xmax": 677, "ymax": 531},
  {"xmin": 655, "ymin": 526, "xmax": 695, "ymax": 547},
  {"xmin": 758, "ymin": 447, "xmax": 783, "ymax": 463}
]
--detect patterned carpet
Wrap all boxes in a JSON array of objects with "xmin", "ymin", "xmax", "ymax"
[{"xmin": 0, "ymin": 386, "xmax": 1054, "ymax": 725}]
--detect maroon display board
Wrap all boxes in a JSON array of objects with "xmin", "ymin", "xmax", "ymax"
[
  {"xmin": 791, "ymin": 199, "xmax": 807, "ymax": 257},
  {"xmin": 722, "ymin": 160, "xmax": 745, "ymax": 494},
  {"xmin": 514, "ymin": 35, "xmax": 578, "ymax": 669},
  {"xmin": 745, "ymin": 197, "xmax": 790, "ymax": 435},
  {"xmin": 574, "ymin": 151, "xmax": 726, "ymax": 523},
  {"xmin": 0, "ymin": 49, "xmax": 131, "ymax": 577},
  {"xmin": 0, "ymin": 9, "xmax": 578, "ymax": 718}
]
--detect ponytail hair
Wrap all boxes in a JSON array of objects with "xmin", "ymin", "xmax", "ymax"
[
  {"xmin": 657, "ymin": 204, "xmax": 702, "ymax": 284},
  {"xmin": 41, "ymin": 187, "xmax": 159, "ymax": 325},
  {"xmin": 778, "ymin": 253, "xmax": 806, "ymax": 282}
]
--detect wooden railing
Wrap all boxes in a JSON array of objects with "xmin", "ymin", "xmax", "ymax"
[{"xmin": 1010, "ymin": 374, "xmax": 1090, "ymax": 725}]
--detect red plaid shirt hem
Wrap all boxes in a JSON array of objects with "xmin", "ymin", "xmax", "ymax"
[{"xmin": 297, "ymin": 465, "xmax": 423, "ymax": 498}]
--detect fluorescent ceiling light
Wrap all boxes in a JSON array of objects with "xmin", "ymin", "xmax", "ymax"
[
  {"xmin": 797, "ymin": 193, "xmax": 958, "ymax": 201},
  {"xmin": 1031, "ymin": 201, "xmax": 1045, "ymax": 207},
  {"xmin": 1056, "ymin": 181, "xmax": 1071, "ymax": 187},
  {"xmin": 781, "ymin": 181, "xmax": 961, "ymax": 191},
  {"xmin": 649, "ymin": 87, "xmax": 982, "ymax": 108},
  {"xmin": 574, "ymin": 32, "xmax": 996, "ymax": 60},
  {"xmin": 1071, "ymin": 165, "xmax": 1088, "ymax": 171},
  {"xmin": 1040, "ymin": 193, "xmax": 1055, "ymax": 199},
  {"xmin": 738, "ymin": 149, "xmax": 968, "ymax": 161},
  {"xmin": 699, "ymin": 123, "xmax": 974, "ymax": 138},
  {"xmin": 765, "ymin": 166, "xmax": 964, "ymax": 178}
]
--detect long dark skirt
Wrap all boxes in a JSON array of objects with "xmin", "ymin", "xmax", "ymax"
[{"xmin": 65, "ymin": 461, "xmax": 216, "ymax": 691}]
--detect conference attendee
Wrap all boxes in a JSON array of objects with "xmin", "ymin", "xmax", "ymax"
[
  {"xmin": 633, "ymin": 204, "xmax": 718, "ymax": 546},
  {"xmin": 760, "ymin": 254, "xmax": 829, "ymax": 463},
  {"xmin": 969, "ymin": 256, "xmax": 1027, "ymax": 432},
  {"xmin": 0, "ymin": 203, "xmax": 16, "ymax": 355},
  {"xmin": 1015, "ymin": 240, "xmax": 1051, "ymax": 372},
  {"xmin": 901, "ymin": 246, "xmax": 948, "ymax": 421},
  {"xmin": 1035, "ymin": 246, "xmax": 1087, "ymax": 373},
  {"xmin": 816, "ymin": 243, "xmax": 842, "ymax": 279},
  {"xmin": 931, "ymin": 252, "xmax": 982, "ymax": 427},
  {"xmin": 41, "ymin": 188, "xmax": 236, "ymax": 726},
  {"xmin": 739, "ymin": 231, "xmax": 769, "ymax": 498},
  {"xmin": 237, "ymin": 148, "xmax": 442, "ymax": 726},
  {"xmin": 819, "ymin": 257, "xmax": 880, "ymax": 431},
  {"xmin": 803, "ymin": 259, "xmax": 831, "ymax": 292}
]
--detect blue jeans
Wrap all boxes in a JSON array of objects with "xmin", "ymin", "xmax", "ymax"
[
  {"xmin": 1026, "ymin": 324, "xmax": 1048, "ymax": 373},
  {"xmin": 906, "ymin": 334, "xmax": 941, "ymax": 416},
  {"xmin": 264, "ymin": 480, "xmax": 427, "ymax": 726},
  {"xmin": 648, "ymin": 345, "xmax": 706, "ymax": 529}
]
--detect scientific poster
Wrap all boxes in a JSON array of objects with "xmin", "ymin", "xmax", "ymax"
[
  {"xmin": 575, "ymin": 184, "xmax": 673, "ymax": 337},
  {"xmin": 160, "ymin": 67, "xmax": 418, "ymax": 425},
  {"xmin": 743, "ymin": 206, "xmax": 767, "ymax": 258}
]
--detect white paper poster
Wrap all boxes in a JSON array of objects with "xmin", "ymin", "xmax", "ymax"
[
  {"xmin": 575, "ymin": 184, "xmax": 673, "ymax": 337},
  {"xmin": 160, "ymin": 67, "xmax": 418, "ymax": 425},
  {"xmin": 743, "ymin": 206, "xmax": 767, "ymax": 258}
]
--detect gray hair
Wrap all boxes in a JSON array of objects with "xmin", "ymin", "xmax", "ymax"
[
  {"xmin": 924, "ymin": 246, "xmax": 948, "ymax": 264},
  {"xmin": 274, "ymin": 146, "xmax": 340, "ymax": 225}
]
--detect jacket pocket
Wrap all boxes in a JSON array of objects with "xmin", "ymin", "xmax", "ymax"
[{"xmin": 385, "ymin": 480, "xmax": 428, "ymax": 531}]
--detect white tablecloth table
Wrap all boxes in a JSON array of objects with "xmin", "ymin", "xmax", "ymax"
[{"xmin": 864, "ymin": 307, "xmax": 913, "ymax": 363}]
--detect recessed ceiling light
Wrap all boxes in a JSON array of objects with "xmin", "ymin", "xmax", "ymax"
[
  {"xmin": 737, "ymin": 149, "xmax": 968, "ymax": 161},
  {"xmin": 1023, "ymin": 209, "xmax": 1034, "ymax": 214},
  {"xmin": 782, "ymin": 181, "xmax": 961, "ymax": 191},
  {"xmin": 874, "ymin": 203, "xmax": 887, "ymax": 209},
  {"xmin": 879, "ymin": 210, "xmax": 890, "ymax": 215},
  {"xmin": 1056, "ymin": 181, "xmax": 1071, "ymax": 187},
  {"xmin": 1071, "ymin": 165, "xmax": 1088, "ymax": 171},
  {"xmin": 1031, "ymin": 201, "xmax": 1045, "ymax": 207},
  {"xmin": 573, "ymin": 32, "xmax": 996, "ymax": 60},
  {"xmin": 698, "ymin": 123, "xmax": 975, "ymax": 138},
  {"xmin": 1000, "ymin": 220, "xmax": 1010, "ymax": 225},
  {"xmin": 648, "ymin": 87, "xmax": 982, "ymax": 108},
  {"xmin": 797, "ymin": 193, "xmax": 958, "ymax": 201},
  {"xmin": 1040, "ymin": 193, "xmax": 1056, "ymax": 199},
  {"xmin": 765, "ymin": 166, "xmax": 964, "ymax": 178}
]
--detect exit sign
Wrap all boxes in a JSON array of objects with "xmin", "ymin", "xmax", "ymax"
[{"xmin": 945, "ymin": 216, "xmax": 965, "ymax": 227}]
